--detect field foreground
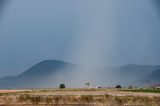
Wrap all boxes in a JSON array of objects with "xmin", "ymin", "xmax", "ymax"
[{"xmin": 0, "ymin": 88, "xmax": 160, "ymax": 106}]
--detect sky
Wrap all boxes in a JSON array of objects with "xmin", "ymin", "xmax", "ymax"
[{"xmin": 0, "ymin": 0, "xmax": 160, "ymax": 77}]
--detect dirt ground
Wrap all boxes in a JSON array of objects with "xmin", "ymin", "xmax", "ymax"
[{"xmin": 29, "ymin": 89, "xmax": 160, "ymax": 97}]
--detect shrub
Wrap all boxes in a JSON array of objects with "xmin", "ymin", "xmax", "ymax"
[
  {"xmin": 59, "ymin": 84, "xmax": 65, "ymax": 89},
  {"xmin": 115, "ymin": 85, "xmax": 121, "ymax": 89}
]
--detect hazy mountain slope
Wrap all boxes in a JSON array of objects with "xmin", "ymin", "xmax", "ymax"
[
  {"xmin": 18, "ymin": 60, "xmax": 75, "ymax": 77},
  {"xmin": 0, "ymin": 60, "xmax": 160, "ymax": 88},
  {"xmin": 148, "ymin": 69, "xmax": 160, "ymax": 81},
  {"xmin": 140, "ymin": 69, "xmax": 160, "ymax": 85},
  {"xmin": 0, "ymin": 60, "xmax": 76, "ymax": 88},
  {"xmin": 100, "ymin": 64, "xmax": 160, "ymax": 86}
]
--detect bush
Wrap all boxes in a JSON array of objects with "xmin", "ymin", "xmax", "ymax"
[
  {"xmin": 115, "ymin": 85, "xmax": 121, "ymax": 89},
  {"xmin": 59, "ymin": 84, "xmax": 65, "ymax": 89}
]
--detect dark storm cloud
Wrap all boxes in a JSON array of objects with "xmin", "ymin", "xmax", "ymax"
[
  {"xmin": 151, "ymin": 0, "xmax": 160, "ymax": 16},
  {"xmin": 0, "ymin": 0, "xmax": 160, "ymax": 77},
  {"xmin": 0, "ymin": 0, "xmax": 8, "ymax": 15},
  {"xmin": 152, "ymin": 0, "xmax": 160, "ymax": 7}
]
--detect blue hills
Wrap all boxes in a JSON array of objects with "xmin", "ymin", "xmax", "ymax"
[{"xmin": 0, "ymin": 60, "xmax": 160, "ymax": 88}]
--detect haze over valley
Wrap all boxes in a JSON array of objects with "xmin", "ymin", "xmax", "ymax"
[
  {"xmin": 0, "ymin": 0, "xmax": 160, "ymax": 89},
  {"xmin": 0, "ymin": 60, "xmax": 160, "ymax": 88}
]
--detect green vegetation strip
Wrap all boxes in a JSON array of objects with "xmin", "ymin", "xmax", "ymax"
[{"xmin": 120, "ymin": 89, "xmax": 160, "ymax": 93}]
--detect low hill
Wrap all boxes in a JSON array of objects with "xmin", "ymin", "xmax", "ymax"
[
  {"xmin": 140, "ymin": 69, "xmax": 160, "ymax": 85},
  {"xmin": 0, "ymin": 60, "xmax": 76, "ymax": 88},
  {"xmin": 0, "ymin": 60, "xmax": 160, "ymax": 88},
  {"xmin": 99, "ymin": 64, "xmax": 160, "ymax": 86}
]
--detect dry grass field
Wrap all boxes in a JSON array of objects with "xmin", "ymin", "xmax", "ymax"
[{"xmin": 0, "ymin": 88, "xmax": 160, "ymax": 106}]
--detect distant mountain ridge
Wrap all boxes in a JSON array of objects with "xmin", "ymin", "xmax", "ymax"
[
  {"xmin": 0, "ymin": 60, "xmax": 160, "ymax": 88},
  {"xmin": 100, "ymin": 64, "xmax": 160, "ymax": 86},
  {"xmin": 140, "ymin": 69, "xmax": 160, "ymax": 85},
  {"xmin": 19, "ymin": 60, "xmax": 75, "ymax": 77},
  {"xmin": 0, "ymin": 60, "xmax": 76, "ymax": 88}
]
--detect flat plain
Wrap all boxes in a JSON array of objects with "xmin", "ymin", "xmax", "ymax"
[{"xmin": 0, "ymin": 88, "xmax": 160, "ymax": 106}]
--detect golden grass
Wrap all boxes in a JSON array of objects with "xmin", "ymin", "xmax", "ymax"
[{"xmin": 0, "ymin": 89, "xmax": 159, "ymax": 106}]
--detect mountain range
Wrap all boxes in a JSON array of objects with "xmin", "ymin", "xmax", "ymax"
[{"xmin": 0, "ymin": 60, "xmax": 160, "ymax": 89}]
